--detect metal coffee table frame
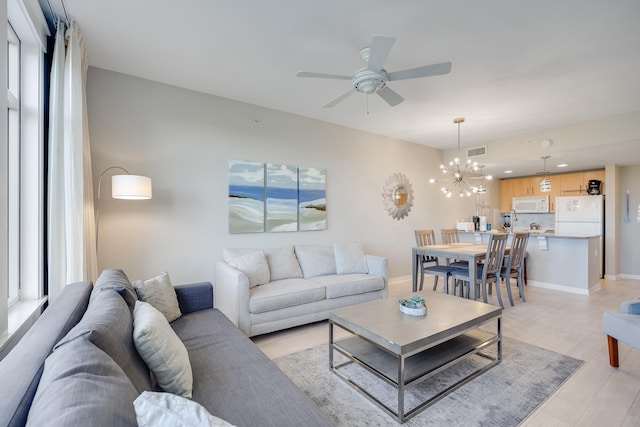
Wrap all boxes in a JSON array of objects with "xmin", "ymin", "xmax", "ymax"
[{"xmin": 329, "ymin": 293, "xmax": 502, "ymax": 423}]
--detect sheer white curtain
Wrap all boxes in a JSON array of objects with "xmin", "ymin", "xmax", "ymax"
[{"xmin": 47, "ymin": 20, "xmax": 98, "ymax": 300}]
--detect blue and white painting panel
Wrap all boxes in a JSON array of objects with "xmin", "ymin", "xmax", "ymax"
[
  {"xmin": 266, "ymin": 164, "xmax": 298, "ymax": 232},
  {"xmin": 299, "ymin": 167, "xmax": 327, "ymax": 231},
  {"xmin": 228, "ymin": 160, "xmax": 265, "ymax": 233}
]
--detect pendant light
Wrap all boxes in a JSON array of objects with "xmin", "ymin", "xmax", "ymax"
[{"xmin": 539, "ymin": 155, "xmax": 552, "ymax": 192}]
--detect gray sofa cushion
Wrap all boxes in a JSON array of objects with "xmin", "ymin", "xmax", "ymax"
[
  {"xmin": 91, "ymin": 268, "xmax": 138, "ymax": 309},
  {"xmin": 26, "ymin": 336, "xmax": 138, "ymax": 427},
  {"xmin": 0, "ymin": 281, "xmax": 93, "ymax": 427},
  {"xmin": 295, "ymin": 245, "xmax": 337, "ymax": 278},
  {"xmin": 310, "ymin": 274, "xmax": 385, "ymax": 299},
  {"xmin": 55, "ymin": 288, "xmax": 152, "ymax": 392},
  {"xmin": 249, "ymin": 278, "xmax": 325, "ymax": 314},
  {"xmin": 171, "ymin": 309, "xmax": 332, "ymax": 427}
]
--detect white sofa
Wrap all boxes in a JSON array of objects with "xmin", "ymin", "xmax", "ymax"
[{"xmin": 215, "ymin": 243, "xmax": 388, "ymax": 337}]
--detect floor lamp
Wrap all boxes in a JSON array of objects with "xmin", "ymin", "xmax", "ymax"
[{"xmin": 96, "ymin": 166, "xmax": 152, "ymax": 253}]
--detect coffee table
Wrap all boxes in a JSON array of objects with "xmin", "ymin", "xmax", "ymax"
[{"xmin": 329, "ymin": 292, "xmax": 502, "ymax": 423}]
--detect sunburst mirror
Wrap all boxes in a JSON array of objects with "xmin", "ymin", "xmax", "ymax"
[{"xmin": 382, "ymin": 173, "xmax": 414, "ymax": 220}]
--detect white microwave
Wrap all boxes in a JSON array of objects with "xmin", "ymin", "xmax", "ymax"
[{"xmin": 512, "ymin": 196, "xmax": 549, "ymax": 213}]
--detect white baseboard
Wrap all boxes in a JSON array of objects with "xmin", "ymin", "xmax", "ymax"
[{"xmin": 526, "ymin": 280, "xmax": 600, "ymax": 296}]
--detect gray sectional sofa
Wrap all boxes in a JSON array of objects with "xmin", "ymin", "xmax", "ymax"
[
  {"xmin": 215, "ymin": 243, "xmax": 388, "ymax": 337},
  {"xmin": 0, "ymin": 269, "xmax": 333, "ymax": 427}
]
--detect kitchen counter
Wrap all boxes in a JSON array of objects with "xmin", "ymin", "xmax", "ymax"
[
  {"xmin": 460, "ymin": 230, "xmax": 600, "ymax": 239},
  {"xmin": 458, "ymin": 231, "xmax": 601, "ymax": 295}
]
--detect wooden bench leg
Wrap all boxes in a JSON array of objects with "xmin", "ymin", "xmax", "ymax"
[{"xmin": 607, "ymin": 335, "xmax": 619, "ymax": 367}]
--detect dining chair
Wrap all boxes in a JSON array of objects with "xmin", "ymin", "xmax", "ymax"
[
  {"xmin": 415, "ymin": 229, "xmax": 456, "ymax": 294},
  {"xmin": 498, "ymin": 232, "xmax": 530, "ymax": 305},
  {"xmin": 440, "ymin": 228, "xmax": 468, "ymax": 270},
  {"xmin": 451, "ymin": 233, "xmax": 509, "ymax": 307}
]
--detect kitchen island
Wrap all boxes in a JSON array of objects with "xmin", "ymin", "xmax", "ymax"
[{"xmin": 458, "ymin": 231, "xmax": 601, "ymax": 295}]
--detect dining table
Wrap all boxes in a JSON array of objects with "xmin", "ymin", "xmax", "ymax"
[{"xmin": 412, "ymin": 242, "xmax": 510, "ymax": 300}]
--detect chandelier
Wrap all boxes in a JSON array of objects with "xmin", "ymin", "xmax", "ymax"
[{"xmin": 429, "ymin": 118, "xmax": 489, "ymax": 197}]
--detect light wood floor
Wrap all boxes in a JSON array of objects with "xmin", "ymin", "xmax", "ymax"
[{"xmin": 252, "ymin": 277, "xmax": 640, "ymax": 426}]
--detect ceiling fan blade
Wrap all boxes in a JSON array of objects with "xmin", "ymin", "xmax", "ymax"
[
  {"xmin": 387, "ymin": 61, "xmax": 452, "ymax": 81},
  {"xmin": 377, "ymin": 86, "xmax": 404, "ymax": 106},
  {"xmin": 366, "ymin": 36, "xmax": 395, "ymax": 72},
  {"xmin": 297, "ymin": 71, "xmax": 351, "ymax": 80},
  {"xmin": 323, "ymin": 88, "xmax": 356, "ymax": 108}
]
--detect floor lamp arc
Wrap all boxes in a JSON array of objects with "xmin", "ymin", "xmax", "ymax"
[{"xmin": 96, "ymin": 166, "xmax": 152, "ymax": 253}]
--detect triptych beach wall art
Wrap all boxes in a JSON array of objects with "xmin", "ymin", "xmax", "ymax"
[{"xmin": 228, "ymin": 160, "xmax": 327, "ymax": 233}]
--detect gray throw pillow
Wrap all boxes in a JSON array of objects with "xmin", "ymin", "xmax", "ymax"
[
  {"xmin": 26, "ymin": 337, "xmax": 138, "ymax": 427},
  {"xmin": 133, "ymin": 301, "xmax": 193, "ymax": 398},
  {"xmin": 53, "ymin": 288, "xmax": 152, "ymax": 393},
  {"xmin": 91, "ymin": 269, "xmax": 138, "ymax": 309},
  {"xmin": 133, "ymin": 272, "xmax": 182, "ymax": 322}
]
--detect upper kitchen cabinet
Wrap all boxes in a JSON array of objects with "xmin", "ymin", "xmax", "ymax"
[
  {"xmin": 499, "ymin": 170, "xmax": 604, "ymax": 212},
  {"xmin": 559, "ymin": 170, "xmax": 606, "ymax": 196}
]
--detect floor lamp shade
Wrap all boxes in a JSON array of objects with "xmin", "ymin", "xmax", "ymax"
[{"xmin": 111, "ymin": 175, "xmax": 152, "ymax": 199}]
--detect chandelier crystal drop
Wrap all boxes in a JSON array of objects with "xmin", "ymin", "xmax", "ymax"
[{"xmin": 428, "ymin": 118, "xmax": 489, "ymax": 198}]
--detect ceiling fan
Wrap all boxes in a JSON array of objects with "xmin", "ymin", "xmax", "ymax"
[{"xmin": 297, "ymin": 36, "xmax": 452, "ymax": 108}]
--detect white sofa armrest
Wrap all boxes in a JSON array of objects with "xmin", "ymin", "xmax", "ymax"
[
  {"xmin": 366, "ymin": 254, "xmax": 388, "ymax": 297},
  {"xmin": 215, "ymin": 261, "xmax": 251, "ymax": 335},
  {"xmin": 621, "ymin": 300, "xmax": 640, "ymax": 315}
]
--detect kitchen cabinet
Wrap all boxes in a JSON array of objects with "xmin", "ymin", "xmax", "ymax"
[
  {"xmin": 499, "ymin": 179, "xmax": 516, "ymax": 212},
  {"xmin": 559, "ymin": 170, "xmax": 606, "ymax": 195},
  {"xmin": 499, "ymin": 169, "xmax": 604, "ymax": 212}
]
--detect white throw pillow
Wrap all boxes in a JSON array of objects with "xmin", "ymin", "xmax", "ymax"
[
  {"xmin": 334, "ymin": 243, "xmax": 369, "ymax": 274},
  {"xmin": 134, "ymin": 391, "xmax": 235, "ymax": 427},
  {"xmin": 222, "ymin": 249, "xmax": 270, "ymax": 288},
  {"xmin": 133, "ymin": 301, "xmax": 193, "ymax": 398},
  {"xmin": 294, "ymin": 245, "xmax": 337, "ymax": 278},
  {"xmin": 133, "ymin": 272, "xmax": 182, "ymax": 322},
  {"xmin": 262, "ymin": 246, "xmax": 303, "ymax": 281}
]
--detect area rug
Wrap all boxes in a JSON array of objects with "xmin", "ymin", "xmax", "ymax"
[{"xmin": 273, "ymin": 337, "xmax": 583, "ymax": 426}]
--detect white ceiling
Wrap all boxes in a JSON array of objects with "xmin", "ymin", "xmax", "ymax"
[{"xmin": 49, "ymin": 0, "xmax": 640, "ymax": 178}]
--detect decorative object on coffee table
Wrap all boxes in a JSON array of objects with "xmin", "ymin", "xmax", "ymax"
[{"xmin": 399, "ymin": 295, "xmax": 426, "ymax": 316}]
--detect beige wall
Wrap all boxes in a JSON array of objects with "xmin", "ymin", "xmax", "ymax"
[
  {"xmin": 87, "ymin": 68, "xmax": 484, "ymax": 285},
  {"xmin": 87, "ymin": 67, "xmax": 637, "ymax": 285}
]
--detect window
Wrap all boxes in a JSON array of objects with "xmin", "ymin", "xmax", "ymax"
[
  {"xmin": 7, "ymin": 23, "xmax": 21, "ymax": 307},
  {"xmin": 1, "ymin": 0, "xmax": 48, "ymax": 347}
]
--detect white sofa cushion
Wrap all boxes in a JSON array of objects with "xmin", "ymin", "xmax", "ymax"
[
  {"xmin": 249, "ymin": 278, "xmax": 326, "ymax": 314},
  {"xmin": 223, "ymin": 249, "xmax": 270, "ymax": 288},
  {"xmin": 334, "ymin": 243, "xmax": 369, "ymax": 274},
  {"xmin": 294, "ymin": 245, "xmax": 336, "ymax": 278},
  {"xmin": 262, "ymin": 246, "xmax": 303, "ymax": 281},
  {"xmin": 310, "ymin": 274, "xmax": 385, "ymax": 299}
]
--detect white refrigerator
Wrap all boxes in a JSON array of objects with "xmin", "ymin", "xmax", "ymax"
[
  {"xmin": 555, "ymin": 195, "xmax": 604, "ymax": 277},
  {"xmin": 555, "ymin": 195, "xmax": 604, "ymax": 236}
]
